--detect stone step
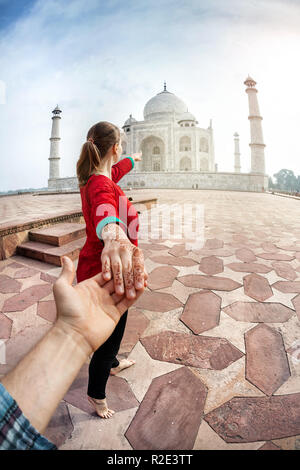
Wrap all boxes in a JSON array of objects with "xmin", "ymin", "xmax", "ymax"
[
  {"xmin": 17, "ymin": 237, "xmax": 86, "ymax": 267},
  {"xmin": 29, "ymin": 223, "xmax": 86, "ymax": 247}
]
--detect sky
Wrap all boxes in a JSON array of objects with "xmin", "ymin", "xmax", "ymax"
[{"xmin": 1, "ymin": 0, "xmax": 300, "ymax": 191}]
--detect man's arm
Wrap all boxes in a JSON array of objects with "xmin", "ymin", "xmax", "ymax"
[{"xmin": 1, "ymin": 256, "xmax": 146, "ymax": 436}]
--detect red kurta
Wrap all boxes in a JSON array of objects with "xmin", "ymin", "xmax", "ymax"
[{"xmin": 76, "ymin": 157, "xmax": 139, "ymax": 283}]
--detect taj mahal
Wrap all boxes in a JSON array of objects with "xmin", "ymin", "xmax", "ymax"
[{"xmin": 48, "ymin": 76, "xmax": 268, "ymax": 192}]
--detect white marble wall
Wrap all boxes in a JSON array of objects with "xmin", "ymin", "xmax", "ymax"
[
  {"xmin": 49, "ymin": 171, "xmax": 268, "ymax": 192},
  {"xmin": 118, "ymin": 171, "xmax": 268, "ymax": 192}
]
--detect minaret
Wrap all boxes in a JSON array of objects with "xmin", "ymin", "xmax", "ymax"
[
  {"xmin": 244, "ymin": 76, "xmax": 266, "ymax": 174},
  {"xmin": 234, "ymin": 132, "xmax": 241, "ymax": 173},
  {"xmin": 48, "ymin": 105, "xmax": 62, "ymax": 181},
  {"xmin": 208, "ymin": 119, "xmax": 215, "ymax": 172}
]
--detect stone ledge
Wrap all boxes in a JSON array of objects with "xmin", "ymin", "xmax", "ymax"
[{"xmin": 0, "ymin": 213, "xmax": 84, "ymax": 260}]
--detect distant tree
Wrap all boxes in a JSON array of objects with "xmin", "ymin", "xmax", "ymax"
[
  {"xmin": 273, "ymin": 169, "xmax": 298, "ymax": 191},
  {"xmin": 268, "ymin": 176, "xmax": 275, "ymax": 189}
]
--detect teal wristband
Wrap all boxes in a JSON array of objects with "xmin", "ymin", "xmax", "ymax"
[
  {"xmin": 96, "ymin": 216, "xmax": 127, "ymax": 240},
  {"xmin": 127, "ymin": 156, "xmax": 135, "ymax": 169}
]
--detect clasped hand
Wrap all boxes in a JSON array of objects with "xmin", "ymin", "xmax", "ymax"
[{"xmin": 101, "ymin": 239, "xmax": 148, "ymax": 299}]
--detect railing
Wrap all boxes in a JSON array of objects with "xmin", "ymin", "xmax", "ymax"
[{"xmin": 267, "ymin": 189, "xmax": 300, "ymax": 199}]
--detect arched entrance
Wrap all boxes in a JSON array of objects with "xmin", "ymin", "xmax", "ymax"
[
  {"xmin": 180, "ymin": 156, "xmax": 191, "ymax": 171},
  {"xmin": 140, "ymin": 136, "xmax": 165, "ymax": 172}
]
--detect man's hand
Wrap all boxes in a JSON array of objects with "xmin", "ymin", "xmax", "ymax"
[
  {"xmin": 53, "ymin": 256, "xmax": 146, "ymax": 352},
  {"xmin": 131, "ymin": 152, "xmax": 142, "ymax": 162}
]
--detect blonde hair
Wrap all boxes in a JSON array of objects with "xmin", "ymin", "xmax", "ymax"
[{"xmin": 76, "ymin": 121, "xmax": 120, "ymax": 187}]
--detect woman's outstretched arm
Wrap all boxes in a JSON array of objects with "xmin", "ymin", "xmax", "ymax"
[{"xmin": 111, "ymin": 153, "xmax": 142, "ymax": 183}]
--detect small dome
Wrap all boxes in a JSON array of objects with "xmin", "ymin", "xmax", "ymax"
[
  {"xmin": 143, "ymin": 85, "xmax": 188, "ymax": 121},
  {"xmin": 123, "ymin": 114, "xmax": 137, "ymax": 127},
  {"xmin": 52, "ymin": 104, "xmax": 62, "ymax": 114},
  {"xmin": 178, "ymin": 111, "xmax": 196, "ymax": 122},
  {"xmin": 244, "ymin": 75, "xmax": 256, "ymax": 87}
]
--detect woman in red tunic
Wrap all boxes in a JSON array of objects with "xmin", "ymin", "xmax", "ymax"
[{"xmin": 76, "ymin": 121, "xmax": 147, "ymax": 418}]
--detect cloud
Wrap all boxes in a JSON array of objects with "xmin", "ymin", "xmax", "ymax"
[{"xmin": 0, "ymin": 0, "xmax": 300, "ymax": 191}]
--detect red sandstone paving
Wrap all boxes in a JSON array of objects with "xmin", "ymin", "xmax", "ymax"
[
  {"xmin": 2, "ymin": 283, "xmax": 53, "ymax": 312},
  {"xmin": 125, "ymin": 367, "xmax": 207, "ymax": 450},
  {"xmin": 276, "ymin": 244, "xmax": 300, "ymax": 252},
  {"xmin": 226, "ymin": 262, "xmax": 272, "ymax": 273},
  {"xmin": 272, "ymin": 280, "xmax": 300, "ymax": 293},
  {"xmin": 139, "ymin": 243, "xmax": 170, "ymax": 251},
  {"xmin": 204, "ymin": 393, "xmax": 300, "ymax": 443},
  {"xmin": 287, "ymin": 342, "xmax": 300, "ymax": 362},
  {"xmin": 168, "ymin": 244, "xmax": 189, "ymax": 257},
  {"xmin": 261, "ymin": 242, "xmax": 278, "ymax": 252},
  {"xmin": 147, "ymin": 266, "xmax": 179, "ymax": 290},
  {"xmin": 0, "ymin": 324, "xmax": 52, "ymax": 375},
  {"xmin": 37, "ymin": 300, "xmax": 57, "ymax": 323},
  {"xmin": 150, "ymin": 255, "xmax": 198, "ymax": 266},
  {"xmin": 204, "ymin": 239, "xmax": 224, "ymax": 249},
  {"xmin": 291, "ymin": 294, "xmax": 300, "ymax": 320},
  {"xmin": 1, "ymin": 262, "xmax": 24, "ymax": 270},
  {"xmin": 133, "ymin": 290, "xmax": 182, "ymax": 312},
  {"xmin": 243, "ymin": 273, "xmax": 273, "ymax": 301},
  {"xmin": 13, "ymin": 267, "xmax": 40, "ymax": 278},
  {"xmin": 223, "ymin": 301, "xmax": 295, "ymax": 323},
  {"xmin": 1, "ymin": 191, "xmax": 300, "ymax": 449},
  {"xmin": 258, "ymin": 441, "xmax": 281, "ymax": 450},
  {"xmin": 198, "ymin": 256, "xmax": 224, "ymax": 275},
  {"xmin": 256, "ymin": 252, "xmax": 295, "ymax": 261},
  {"xmin": 0, "ymin": 275, "xmax": 21, "ymax": 294},
  {"xmin": 40, "ymin": 272, "xmax": 59, "ymax": 283},
  {"xmin": 43, "ymin": 401, "xmax": 74, "ymax": 448},
  {"xmin": 235, "ymin": 248, "xmax": 257, "ymax": 262},
  {"xmin": 119, "ymin": 307, "xmax": 150, "ymax": 355},
  {"xmin": 245, "ymin": 324, "xmax": 290, "ymax": 395},
  {"xmin": 178, "ymin": 274, "xmax": 242, "ymax": 291},
  {"xmin": 7, "ymin": 255, "xmax": 56, "ymax": 272},
  {"xmin": 271, "ymin": 261, "xmax": 297, "ymax": 281},
  {"xmin": 64, "ymin": 363, "xmax": 139, "ymax": 414},
  {"xmin": 0, "ymin": 312, "xmax": 12, "ymax": 339},
  {"xmin": 141, "ymin": 331, "xmax": 243, "ymax": 369},
  {"xmin": 191, "ymin": 248, "xmax": 235, "ymax": 258},
  {"xmin": 232, "ymin": 234, "xmax": 249, "ymax": 243},
  {"xmin": 227, "ymin": 242, "xmax": 257, "ymax": 249},
  {"xmin": 180, "ymin": 291, "xmax": 221, "ymax": 334}
]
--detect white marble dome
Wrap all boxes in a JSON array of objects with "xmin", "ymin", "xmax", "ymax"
[
  {"xmin": 123, "ymin": 114, "xmax": 137, "ymax": 127},
  {"xmin": 143, "ymin": 88, "xmax": 188, "ymax": 121},
  {"xmin": 178, "ymin": 111, "xmax": 196, "ymax": 122}
]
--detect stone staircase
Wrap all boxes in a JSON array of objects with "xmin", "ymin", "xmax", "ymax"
[{"xmin": 17, "ymin": 223, "xmax": 86, "ymax": 267}]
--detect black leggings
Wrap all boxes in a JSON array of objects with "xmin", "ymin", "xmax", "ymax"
[{"xmin": 87, "ymin": 310, "xmax": 128, "ymax": 399}]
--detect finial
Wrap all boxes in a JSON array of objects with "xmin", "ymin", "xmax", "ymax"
[
  {"xmin": 164, "ymin": 81, "xmax": 167, "ymax": 91},
  {"xmin": 244, "ymin": 75, "xmax": 256, "ymax": 87},
  {"xmin": 52, "ymin": 104, "xmax": 62, "ymax": 114}
]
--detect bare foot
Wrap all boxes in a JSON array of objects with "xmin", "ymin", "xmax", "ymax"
[
  {"xmin": 110, "ymin": 358, "xmax": 136, "ymax": 376},
  {"xmin": 87, "ymin": 396, "xmax": 115, "ymax": 419}
]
